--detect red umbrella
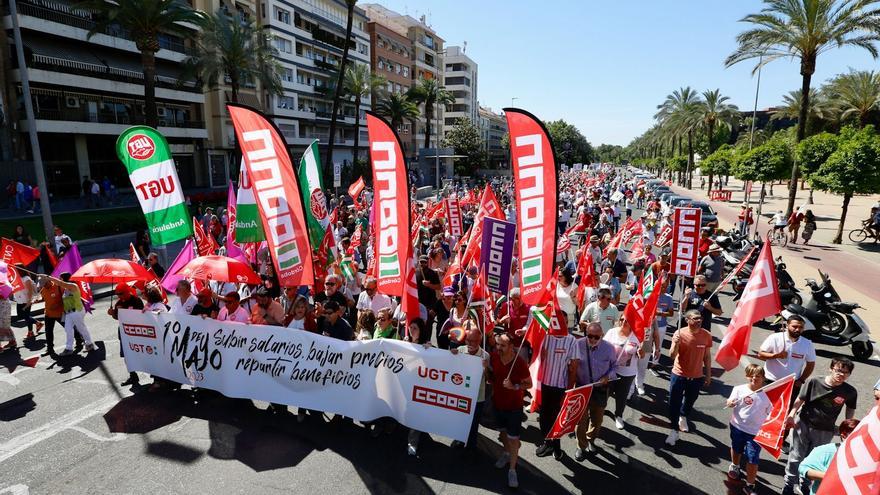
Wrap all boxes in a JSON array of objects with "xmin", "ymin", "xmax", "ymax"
[
  {"xmin": 70, "ymin": 258, "xmax": 155, "ymax": 283},
  {"xmin": 175, "ymin": 255, "xmax": 261, "ymax": 284}
]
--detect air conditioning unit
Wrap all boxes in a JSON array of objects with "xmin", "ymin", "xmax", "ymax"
[
  {"xmin": 157, "ymin": 107, "xmax": 167, "ymax": 117},
  {"xmin": 65, "ymin": 96, "xmax": 79, "ymax": 108},
  {"xmin": 158, "ymin": 120, "xmax": 168, "ymax": 127}
]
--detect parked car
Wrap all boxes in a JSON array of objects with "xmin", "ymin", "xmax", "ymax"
[{"xmin": 673, "ymin": 199, "xmax": 719, "ymax": 228}]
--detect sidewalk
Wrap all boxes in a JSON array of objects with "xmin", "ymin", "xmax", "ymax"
[{"xmin": 668, "ymin": 176, "xmax": 880, "ymax": 342}]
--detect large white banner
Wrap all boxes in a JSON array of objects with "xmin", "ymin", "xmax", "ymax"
[{"xmin": 118, "ymin": 310, "xmax": 482, "ymax": 441}]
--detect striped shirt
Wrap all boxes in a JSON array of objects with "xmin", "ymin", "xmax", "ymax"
[{"xmin": 540, "ymin": 334, "xmax": 581, "ymax": 388}]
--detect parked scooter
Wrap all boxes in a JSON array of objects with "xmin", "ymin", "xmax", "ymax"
[
  {"xmin": 779, "ymin": 270, "xmax": 873, "ymax": 361},
  {"xmin": 733, "ymin": 256, "xmax": 801, "ymax": 305}
]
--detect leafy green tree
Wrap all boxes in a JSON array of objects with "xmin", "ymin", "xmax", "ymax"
[
  {"xmin": 442, "ymin": 117, "xmax": 486, "ymax": 176},
  {"xmin": 797, "ymin": 132, "xmax": 839, "ymax": 202},
  {"xmin": 726, "ymin": 0, "xmax": 880, "ymax": 217},
  {"xmin": 407, "ymin": 78, "xmax": 454, "ymax": 150},
  {"xmin": 701, "ymin": 144, "xmax": 737, "ymax": 194},
  {"xmin": 80, "ymin": 0, "xmax": 205, "ymax": 128},
  {"xmin": 770, "ymin": 89, "xmax": 830, "ymax": 135},
  {"xmin": 374, "ymin": 92, "xmax": 419, "ymax": 155},
  {"xmin": 667, "ymin": 155, "xmax": 688, "ymax": 183},
  {"xmin": 184, "ymin": 9, "xmax": 282, "ymax": 106},
  {"xmin": 809, "ymin": 126, "xmax": 880, "ymax": 243},
  {"xmin": 595, "ymin": 144, "xmax": 625, "ymax": 163},
  {"xmin": 824, "ymin": 69, "xmax": 880, "ymax": 128},
  {"xmin": 732, "ymin": 134, "xmax": 793, "ymax": 205},
  {"xmin": 342, "ymin": 64, "xmax": 386, "ymax": 163},
  {"xmin": 325, "ymin": 0, "xmax": 358, "ymax": 178},
  {"xmin": 545, "ymin": 119, "xmax": 594, "ymax": 164}
]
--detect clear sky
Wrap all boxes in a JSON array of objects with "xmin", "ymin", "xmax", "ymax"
[{"xmin": 372, "ymin": 0, "xmax": 879, "ymax": 146}]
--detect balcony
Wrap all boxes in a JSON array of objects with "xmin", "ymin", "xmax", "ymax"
[
  {"xmin": 29, "ymin": 54, "xmax": 200, "ymax": 93},
  {"xmin": 7, "ymin": 0, "xmax": 191, "ymax": 55},
  {"xmin": 33, "ymin": 107, "xmax": 203, "ymax": 129}
]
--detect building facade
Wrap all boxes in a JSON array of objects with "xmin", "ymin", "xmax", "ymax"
[
  {"xmin": 0, "ymin": 0, "xmax": 208, "ymax": 196},
  {"xmin": 361, "ymin": 3, "xmax": 444, "ymax": 161},
  {"xmin": 260, "ymin": 0, "xmax": 372, "ymax": 168},
  {"xmin": 441, "ymin": 45, "xmax": 477, "ymax": 141},
  {"xmin": 366, "ymin": 17, "xmax": 411, "ymax": 154},
  {"xmin": 478, "ymin": 106, "xmax": 507, "ymax": 168}
]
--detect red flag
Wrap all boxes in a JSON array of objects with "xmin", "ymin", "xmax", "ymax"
[
  {"xmin": 654, "ymin": 224, "xmax": 673, "ymax": 248},
  {"xmin": 225, "ymin": 181, "xmax": 244, "ymax": 261},
  {"xmin": 622, "ymin": 270, "xmax": 661, "ymax": 342},
  {"xmin": 629, "ymin": 236, "xmax": 646, "ymax": 260},
  {"xmin": 506, "ymin": 108, "xmax": 558, "ymax": 306},
  {"xmin": 621, "ymin": 219, "xmax": 643, "ymax": 246},
  {"xmin": 445, "ymin": 197, "xmax": 464, "ymax": 237},
  {"xmin": 671, "ymin": 207, "xmax": 702, "ymax": 277},
  {"xmin": 546, "ymin": 384, "xmax": 594, "ymax": 439},
  {"xmin": 817, "ymin": 405, "xmax": 880, "ymax": 495},
  {"xmin": 603, "ymin": 225, "xmax": 626, "ymax": 257},
  {"xmin": 366, "ymin": 111, "xmax": 411, "ymax": 297},
  {"xmin": 575, "ymin": 249, "xmax": 596, "ymax": 309},
  {"xmin": 129, "ymin": 243, "xmax": 142, "ymax": 263},
  {"xmin": 192, "ymin": 216, "xmax": 218, "ymax": 257},
  {"xmin": 523, "ymin": 272, "xmax": 564, "ymax": 413},
  {"xmin": 350, "ymin": 223, "xmax": 363, "ymax": 248},
  {"xmin": 556, "ymin": 234, "xmax": 571, "ymax": 254},
  {"xmin": 402, "ymin": 254, "xmax": 420, "ymax": 330},
  {"xmin": 715, "ymin": 239, "xmax": 782, "ymax": 371},
  {"xmin": 348, "ymin": 176, "xmax": 366, "ymax": 203},
  {"xmin": 753, "ymin": 374, "xmax": 795, "ymax": 459},
  {"xmin": 228, "ymin": 103, "xmax": 315, "ymax": 287},
  {"xmin": 7, "ymin": 264, "xmax": 25, "ymax": 294},
  {"xmin": 459, "ymin": 185, "xmax": 503, "ymax": 268},
  {"xmin": 1, "ymin": 238, "xmax": 40, "ymax": 266}
]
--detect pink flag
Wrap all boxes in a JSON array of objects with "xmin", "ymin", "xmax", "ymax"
[
  {"xmin": 225, "ymin": 182, "xmax": 244, "ymax": 261},
  {"xmin": 50, "ymin": 243, "xmax": 93, "ymax": 310},
  {"xmin": 160, "ymin": 239, "xmax": 196, "ymax": 293},
  {"xmin": 715, "ymin": 239, "xmax": 782, "ymax": 370}
]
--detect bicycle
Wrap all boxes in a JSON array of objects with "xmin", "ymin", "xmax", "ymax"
[
  {"xmin": 766, "ymin": 227, "xmax": 788, "ymax": 247},
  {"xmin": 848, "ymin": 219, "xmax": 879, "ymax": 244}
]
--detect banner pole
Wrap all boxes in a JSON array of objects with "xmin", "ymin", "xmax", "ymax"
[{"xmin": 676, "ymin": 276, "xmax": 685, "ymax": 331}]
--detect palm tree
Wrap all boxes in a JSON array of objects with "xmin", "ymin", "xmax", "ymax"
[
  {"xmin": 325, "ymin": 0, "xmax": 357, "ymax": 178},
  {"xmin": 726, "ymin": 0, "xmax": 880, "ymax": 216},
  {"xmin": 698, "ymin": 89, "xmax": 739, "ymax": 192},
  {"xmin": 184, "ymin": 10, "xmax": 282, "ymax": 107},
  {"xmin": 655, "ymin": 87, "xmax": 703, "ymax": 188},
  {"xmin": 375, "ymin": 92, "xmax": 420, "ymax": 154},
  {"xmin": 770, "ymin": 88, "xmax": 830, "ymax": 131},
  {"xmin": 407, "ymin": 78, "xmax": 454, "ymax": 150},
  {"xmin": 342, "ymin": 64, "xmax": 386, "ymax": 163},
  {"xmin": 825, "ymin": 69, "xmax": 880, "ymax": 127},
  {"xmin": 80, "ymin": 0, "xmax": 205, "ymax": 128}
]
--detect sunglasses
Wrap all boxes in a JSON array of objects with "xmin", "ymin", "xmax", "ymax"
[
  {"xmin": 325, "ymin": 282, "xmax": 336, "ymax": 286},
  {"xmin": 587, "ymin": 334, "xmax": 601, "ymax": 340},
  {"xmin": 694, "ymin": 284, "xmax": 706, "ymax": 287}
]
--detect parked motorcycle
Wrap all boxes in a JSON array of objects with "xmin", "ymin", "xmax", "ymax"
[
  {"xmin": 779, "ymin": 270, "xmax": 873, "ymax": 361},
  {"xmin": 733, "ymin": 256, "xmax": 801, "ymax": 305}
]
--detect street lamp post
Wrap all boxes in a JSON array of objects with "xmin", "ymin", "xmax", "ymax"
[
  {"xmin": 511, "ymin": 97, "xmax": 519, "ymax": 108},
  {"xmin": 10, "ymin": 0, "xmax": 53, "ymax": 243},
  {"xmin": 434, "ymin": 49, "xmax": 446, "ymax": 191}
]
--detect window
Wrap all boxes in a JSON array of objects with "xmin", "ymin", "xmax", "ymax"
[
  {"xmin": 277, "ymin": 96, "xmax": 295, "ymax": 109},
  {"xmin": 358, "ymin": 42, "xmax": 367, "ymax": 55},
  {"xmin": 402, "ymin": 66, "xmax": 409, "ymax": 77},
  {"xmin": 260, "ymin": 2, "xmax": 265, "ymax": 18},
  {"xmin": 274, "ymin": 7, "xmax": 290, "ymax": 24},
  {"xmin": 387, "ymin": 82, "xmax": 393, "ymax": 92},
  {"xmin": 378, "ymin": 59, "xmax": 385, "ymax": 70},
  {"xmin": 282, "ymin": 68, "xmax": 294, "ymax": 82},
  {"xmin": 274, "ymin": 37, "xmax": 292, "ymax": 53},
  {"xmin": 395, "ymin": 64, "xmax": 401, "ymax": 74}
]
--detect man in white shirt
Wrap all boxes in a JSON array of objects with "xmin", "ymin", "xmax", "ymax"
[
  {"xmin": 170, "ymin": 280, "xmax": 198, "ymax": 315},
  {"xmin": 579, "ymin": 287, "xmax": 619, "ymax": 333},
  {"xmin": 356, "ymin": 276, "xmax": 395, "ymax": 317},
  {"xmin": 758, "ymin": 315, "xmax": 816, "ymax": 391},
  {"xmin": 53, "ymin": 225, "xmax": 72, "ymax": 254}
]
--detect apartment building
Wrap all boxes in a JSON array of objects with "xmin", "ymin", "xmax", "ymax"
[
  {"xmin": 478, "ymin": 106, "xmax": 507, "ymax": 168},
  {"xmin": 0, "ymin": 0, "xmax": 208, "ymax": 196},
  {"xmin": 366, "ymin": 17, "xmax": 411, "ymax": 154},
  {"xmin": 260, "ymin": 0, "xmax": 371, "ymax": 166},
  {"xmin": 442, "ymin": 45, "xmax": 477, "ymax": 141},
  {"xmin": 361, "ymin": 3, "xmax": 443, "ymax": 159}
]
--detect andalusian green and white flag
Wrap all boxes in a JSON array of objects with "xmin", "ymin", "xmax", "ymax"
[
  {"xmin": 116, "ymin": 126, "xmax": 192, "ymax": 245},
  {"xmin": 235, "ymin": 161, "xmax": 265, "ymax": 242},
  {"xmin": 297, "ymin": 139, "xmax": 331, "ymax": 251}
]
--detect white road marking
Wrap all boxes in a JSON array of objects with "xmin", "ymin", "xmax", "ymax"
[
  {"xmin": 0, "ymin": 394, "xmax": 120, "ymax": 463},
  {"xmin": 63, "ymin": 426, "xmax": 126, "ymax": 442},
  {"xmin": 0, "ymin": 484, "xmax": 29, "ymax": 495}
]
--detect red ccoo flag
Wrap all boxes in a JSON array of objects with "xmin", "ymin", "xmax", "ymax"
[
  {"xmin": 817, "ymin": 405, "xmax": 880, "ymax": 495},
  {"xmin": 754, "ymin": 374, "xmax": 795, "ymax": 459},
  {"xmin": 192, "ymin": 216, "xmax": 219, "ymax": 257},
  {"xmin": 546, "ymin": 384, "xmax": 594, "ymax": 439},
  {"xmin": 715, "ymin": 239, "xmax": 782, "ymax": 371},
  {"xmin": 348, "ymin": 176, "xmax": 366, "ymax": 204}
]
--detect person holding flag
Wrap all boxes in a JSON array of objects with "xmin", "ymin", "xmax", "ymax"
[
  {"xmin": 725, "ymin": 364, "xmax": 774, "ymax": 495},
  {"xmin": 534, "ymin": 309, "xmax": 580, "ymax": 460},
  {"xmin": 782, "ymin": 357, "xmax": 858, "ymax": 495},
  {"xmin": 574, "ymin": 322, "xmax": 617, "ymax": 459},
  {"xmin": 52, "ymin": 273, "xmax": 97, "ymax": 357},
  {"xmin": 758, "ymin": 315, "xmax": 816, "ymax": 396},
  {"xmin": 489, "ymin": 332, "xmax": 532, "ymax": 489}
]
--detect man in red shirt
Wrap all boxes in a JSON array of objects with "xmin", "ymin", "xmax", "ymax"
[
  {"xmin": 490, "ymin": 333, "xmax": 532, "ymax": 489},
  {"xmin": 697, "ymin": 228, "xmax": 713, "ymax": 258},
  {"xmin": 496, "ymin": 288, "xmax": 530, "ymax": 348}
]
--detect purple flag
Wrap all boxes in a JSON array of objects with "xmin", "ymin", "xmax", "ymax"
[
  {"xmin": 0, "ymin": 262, "xmax": 13, "ymax": 298},
  {"xmin": 480, "ymin": 217, "xmax": 516, "ymax": 294},
  {"xmin": 225, "ymin": 182, "xmax": 245, "ymax": 261},
  {"xmin": 161, "ymin": 239, "xmax": 196, "ymax": 293},
  {"xmin": 50, "ymin": 243, "xmax": 93, "ymax": 311}
]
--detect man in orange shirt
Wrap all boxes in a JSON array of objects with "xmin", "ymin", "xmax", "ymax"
[
  {"xmin": 665, "ymin": 309, "xmax": 713, "ymax": 447},
  {"xmin": 39, "ymin": 277, "xmax": 77, "ymax": 358},
  {"xmin": 250, "ymin": 287, "xmax": 285, "ymax": 326}
]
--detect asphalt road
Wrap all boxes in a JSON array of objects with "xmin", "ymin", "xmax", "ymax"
[{"xmin": 2, "ymin": 231, "xmax": 879, "ymax": 494}]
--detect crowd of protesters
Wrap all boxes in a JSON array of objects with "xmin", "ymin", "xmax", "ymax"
[{"xmin": 0, "ymin": 165, "xmax": 873, "ymax": 493}]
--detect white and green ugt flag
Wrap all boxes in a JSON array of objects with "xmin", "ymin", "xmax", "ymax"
[
  {"xmin": 297, "ymin": 140, "xmax": 330, "ymax": 251},
  {"xmin": 235, "ymin": 160, "xmax": 265, "ymax": 243},
  {"xmin": 116, "ymin": 126, "xmax": 192, "ymax": 245}
]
